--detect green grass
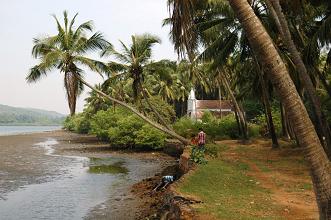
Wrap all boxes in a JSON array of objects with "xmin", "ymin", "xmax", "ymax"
[
  {"xmin": 178, "ymin": 160, "xmax": 284, "ymax": 220},
  {"xmin": 254, "ymin": 160, "xmax": 272, "ymax": 172}
]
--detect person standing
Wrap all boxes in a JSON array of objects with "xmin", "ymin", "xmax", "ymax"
[{"xmin": 197, "ymin": 128, "xmax": 206, "ymax": 150}]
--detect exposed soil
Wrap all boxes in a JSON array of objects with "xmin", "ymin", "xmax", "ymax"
[
  {"xmin": 216, "ymin": 139, "xmax": 319, "ymax": 220},
  {"xmin": 131, "ymin": 165, "xmax": 181, "ymax": 219}
]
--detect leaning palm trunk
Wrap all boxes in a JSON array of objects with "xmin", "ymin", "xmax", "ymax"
[
  {"xmin": 75, "ymin": 74, "xmax": 190, "ymax": 145},
  {"xmin": 270, "ymin": 0, "xmax": 331, "ymax": 159},
  {"xmin": 64, "ymin": 72, "xmax": 78, "ymax": 116},
  {"xmin": 219, "ymin": 70, "xmax": 248, "ymax": 140},
  {"xmin": 260, "ymin": 73, "xmax": 279, "ymax": 148},
  {"xmin": 229, "ymin": 0, "xmax": 331, "ymax": 218},
  {"xmin": 140, "ymin": 84, "xmax": 174, "ymax": 132},
  {"xmin": 280, "ymin": 102, "xmax": 291, "ymax": 140},
  {"xmin": 255, "ymin": 56, "xmax": 279, "ymax": 147}
]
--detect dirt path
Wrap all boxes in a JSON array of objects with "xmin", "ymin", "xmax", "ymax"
[{"xmin": 217, "ymin": 139, "xmax": 318, "ymax": 220}]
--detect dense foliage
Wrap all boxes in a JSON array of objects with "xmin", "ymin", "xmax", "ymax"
[
  {"xmin": 64, "ymin": 108, "xmax": 166, "ymax": 150},
  {"xmin": 173, "ymin": 112, "xmax": 260, "ymax": 140}
]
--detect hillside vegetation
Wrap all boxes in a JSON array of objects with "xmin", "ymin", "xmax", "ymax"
[{"xmin": 0, "ymin": 104, "xmax": 65, "ymax": 125}]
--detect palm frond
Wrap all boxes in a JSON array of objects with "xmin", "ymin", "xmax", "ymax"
[
  {"xmin": 73, "ymin": 20, "xmax": 94, "ymax": 40},
  {"xmin": 75, "ymin": 32, "xmax": 110, "ymax": 54},
  {"xmin": 68, "ymin": 13, "xmax": 79, "ymax": 32},
  {"xmin": 74, "ymin": 56, "xmax": 108, "ymax": 77},
  {"xmin": 167, "ymin": 0, "xmax": 198, "ymax": 58},
  {"xmin": 26, "ymin": 64, "xmax": 52, "ymax": 83},
  {"xmin": 102, "ymin": 45, "xmax": 131, "ymax": 64}
]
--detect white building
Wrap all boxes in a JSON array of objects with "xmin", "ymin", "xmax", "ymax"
[{"xmin": 187, "ymin": 89, "xmax": 233, "ymax": 120}]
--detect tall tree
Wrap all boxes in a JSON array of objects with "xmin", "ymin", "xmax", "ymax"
[
  {"xmin": 101, "ymin": 34, "xmax": 173, "ymax": 130},
  {"xmin": 76, "ymin": 75, "xmax": 190, "ymax": 144},
  {"xmin": 27, "ymin": 11, "xmax": 110, "ymax": 115},
  {"xmin": 168, "ymin": 0, "xmax": 331, "ymax": 217},
  {"xmin": 268, "ymin": 0, "xmax": 331, "ymax": 157},
  {"xmin": 229, "ymin": 0, "xmax": 331, "ymax": 217}
]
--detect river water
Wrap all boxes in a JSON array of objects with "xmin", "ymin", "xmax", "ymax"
[
  {"xmin": 0, "ymin": 126, "xmax": 62, "ymax": 136},
  {"xmin": 0, "ymin": 139, "xmax": 130, "ymax": 220}
]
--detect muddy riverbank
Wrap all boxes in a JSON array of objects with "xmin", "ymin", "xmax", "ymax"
[{"xmin": 0, "ymin": 130, "xmax": 177, "ymax": 219}]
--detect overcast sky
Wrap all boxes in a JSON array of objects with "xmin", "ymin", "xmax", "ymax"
[{"xmin": 0, "ymin": 0, "xmax": 177, "ymax": 115}]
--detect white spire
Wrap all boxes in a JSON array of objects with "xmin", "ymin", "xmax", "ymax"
[{"xmin": 188, "ymin": 88, "xmax": 196, "ymax": 100}]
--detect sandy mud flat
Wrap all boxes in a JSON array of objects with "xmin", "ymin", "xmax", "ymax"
[{"xmin": 0, "ymin": 130, "xmax": 176, "ymax": 219}]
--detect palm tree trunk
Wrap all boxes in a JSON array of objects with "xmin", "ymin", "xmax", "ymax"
[
  {"xmin": 270, "ymin": 0, "xmax": 331, "ymax": 159},
  {"xmin": 219, "ymin": 70, "xmax": 248, "ymax": 140},
  {"xmin": 280, "ymin": 102, "xmax": 291, "ymax": 140},
  {"xmin": 229, "ymin": 0, "xmax": 331, "ymax": 218},
  {"xmin": 255, "ymin": 56, "xmax": 279, "ymax": 147},
  {"xmin": 234, "ymin": 110, "xmax": 243, "ymax": 137},
  {"xmin": 261, "ymin": 75, "xmax": 279, "ymax": 148},
  {"xmin": 64, "ymin": 72, "xmax": 78, "ymax": 116},
  {"xmin": 75, "ymin": 74, "xmax": 190, "ymax": 145},
  {"xmin": 140, "ymin": 84, "xmax": 174, "ymax": 131},
  {"xmin": 284, "ymin": 104, "xmax": 296, "ymax": 140},
  {"xmin": 218, "ymin": 85, "xmax": 223, "ymax": 119}
]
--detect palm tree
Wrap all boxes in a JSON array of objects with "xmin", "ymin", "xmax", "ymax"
[
  {"xmin": 144, "ymin": 59, "xmax": 178, "ymax": 102},
  {"xmin": 27, "ymin": 13, "xmax": 190, "ymax": 145},
  {"xmin": 26, "ymin": 11, "xmax": 110, "ymax": 115},
  {"xmin": 102, "ymin": 34, "xmax": 160, "ymax": 100},
  {"xmin": 228, "ymin": 0, "xmax": 331, "ymax": 217},
  {"xmin": 168, "ymin": 0, "xmax": 331, "ymax": 217},
  {"xmin": 75, "ymin": 75, "xmax": 190, "ymax": 144},
  {"xmin": 101, "ymin": 34, "xmax": 173, "ymax": 130},
  {"xmin": 268, "ymin": 0, "xmax": 331, "ymax": 157}
]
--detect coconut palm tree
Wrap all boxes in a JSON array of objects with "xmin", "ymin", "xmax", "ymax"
[
  {"xmin": 101, "ymin": 34, "xmax": 174, "ymax": 130},
  {"xmin": 101, "ymin": 34, "xmax": 160, "ymax": 100},
  {"xmin": 267, "ymin": 0, "xmax": 331, "ymax": 157},
  {"xmin": 28, "ymin": 13, "xmax": 190, "ymax": 145},
  {"xmin": 144, "ymin": 59, "xmax": 178, "ymax": 102},
  {"xmin": 26, "ymin": 11, "xmax": 110, "ymax": 115},
  {"xmin": 168, "ymin": 0, "xmax": 331, "ymax": 217},
  {"xmin": 230, "ymin": 0, "xmax": 331, "ymax": 217}
]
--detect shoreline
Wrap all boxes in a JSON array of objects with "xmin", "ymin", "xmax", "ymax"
[
  {"xmin": 0, "ymin": 126, "xmax": 62, "ymax": 137},
  {"xmin": 0, "ymin": 130, "xmax": 177, "ymax": 219}
]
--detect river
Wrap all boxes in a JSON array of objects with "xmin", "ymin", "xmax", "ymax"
[
  {"xmin": 0, "ymin": 131, "xmax": 172, "ymax": 219},
  {"xmin": 0, "ymin": 125, "xmax": 62, "ymax": 136}
]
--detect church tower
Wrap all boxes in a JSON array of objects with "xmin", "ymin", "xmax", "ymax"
[{"xmin": 187, "ymin": 89, "xmax": 197, "ymax": 120}]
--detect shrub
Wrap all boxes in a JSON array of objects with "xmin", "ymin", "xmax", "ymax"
[
  {"xmin": 248, "ymin": 123, "xmax": 260, "ymax": 138},
  {"xmin": 63, "ymin": 113, "xmax": 90, "ymax": 134},
  {"xmin": 190, "ymin": 147, "xmax": 207, "ymax": 164},
  {"xmin": 173, "ymin": 113, "xmax": 243, "ymax": 141},
  {"xmin": 135, "ymin": 125, "xmax": 166, "ymax": 149},
  {"xmin": 90, "ymin": 109, "xmax": 122, "ymax": 140},
  {"xmin": 90, "ymin": 107, "xmax": 166, "ymax": 149},
  {"xmin": 140, "ymin": 96, "xmax": 176, "ymax": 124},
  {"xmin": 173, "ymin": 117, "xmax": 199, "ymax": 138},
  {"xmin": 108, "ymin": 114, "xmax": 144, "ymax": 147},
  {"xmin": 255, "ymin": 108, "xmax": 282, "ymax": 137},
  {"xmin": 218, "ymin": 114, "xmax": 240, "ymax": 139},
  {"xmin": 201, "ymin": 111, "xmax": 215, "ymax": 123},
  {"xmin": 63, "ymin": 116, "xmax": 75, "ymax": 131}
]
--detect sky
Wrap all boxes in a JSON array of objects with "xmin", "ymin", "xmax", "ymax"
[{"xmin": 0, "ymin": 0, "xmax": 177, "ymax": 115}]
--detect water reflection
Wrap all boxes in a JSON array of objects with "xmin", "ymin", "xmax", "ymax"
[
  {"xmin": 88, "ymin": 158, "xmax": 128, "ymax": 174},
  {"xmin": 0, "ymin": 140, "xmax": 129, "ymax": 220}
]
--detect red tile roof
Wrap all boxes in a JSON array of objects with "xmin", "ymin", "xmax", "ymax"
[{"xmin": 196, "ymin": 100, "xmax": 233, "ymax": 110}]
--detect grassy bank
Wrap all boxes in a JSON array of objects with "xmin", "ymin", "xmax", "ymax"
[{"xmin": 176, "ymin": 140, "xmax": 318, "ymax": 220}]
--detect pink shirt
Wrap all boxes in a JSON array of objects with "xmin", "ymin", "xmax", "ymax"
[{"xmin": 198, "ymin": 131, "xmax": 206, "ymax": 145}]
